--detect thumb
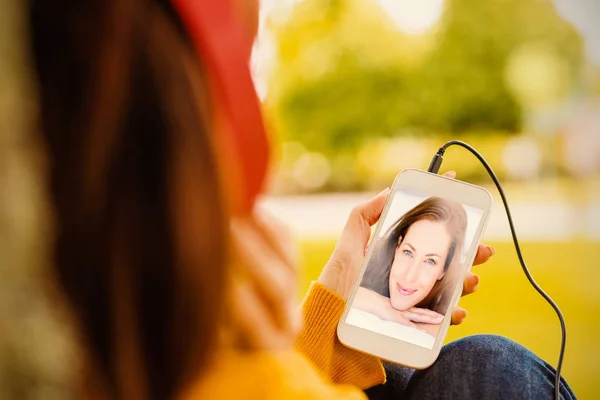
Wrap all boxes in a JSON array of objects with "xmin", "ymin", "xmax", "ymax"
[
  {"xmin": 340, "ymin": 187, "xmax": 390, "ymax": 247},
  {"xmin": 354, "ymin": 187, "xmax": 390, "ymax": 226},
  {"xmin": 319, "ymin": 187, "xmax": 391, "ymax": 300}
]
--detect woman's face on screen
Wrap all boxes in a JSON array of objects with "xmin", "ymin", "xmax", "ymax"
[{"xmin": 388, "ymin": 219, "xmax": 450, "ymax": 311}]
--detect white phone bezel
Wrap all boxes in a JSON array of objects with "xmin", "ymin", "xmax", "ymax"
[{"xmin": 337, "ymin": 168, "xmax": 493, "ymax": 369}]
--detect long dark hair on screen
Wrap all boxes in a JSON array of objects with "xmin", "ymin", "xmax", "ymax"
[
  {"xmin": 361, "ymin": 197, "xmax": 467, "ymax": 314},
  {"xmin": 29, "ymin": 1, "xmax": 227, "ymax": 399}
]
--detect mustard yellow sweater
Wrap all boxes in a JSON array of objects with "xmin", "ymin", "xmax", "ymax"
[{"xmin": 184, "ymin": 282, "xmax": 386, "ymax": 399}]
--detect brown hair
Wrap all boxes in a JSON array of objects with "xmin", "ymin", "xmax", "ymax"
[
  {"xmin": 361, "ymin": 196, "xmax": 467, "ymax": 314},
  {"xmin": 29, "ymin": 1, "xmax": 227, "ymax": 399}
]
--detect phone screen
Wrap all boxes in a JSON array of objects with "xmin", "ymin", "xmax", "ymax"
[{"xmin": 346, "ymin": 188, "xmax": 484, "ymax": 349}]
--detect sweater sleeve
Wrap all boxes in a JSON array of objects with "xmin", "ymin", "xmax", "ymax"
[
  {"xmin": 183, "ymin": 282, "xmax": 386, "ymax": 400},
  {"xmin": 294, "ymin": 282, "xmax": 386, "ymax": 390}
]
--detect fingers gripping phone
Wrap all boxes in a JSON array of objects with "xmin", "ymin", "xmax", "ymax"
[{"xmin": 337, "ymin": 169, "xmax": 493, "ymax": 369}]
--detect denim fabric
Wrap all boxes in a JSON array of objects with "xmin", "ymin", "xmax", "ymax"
[{"xmin": 364, "ymin": 334, "xmax": 576, "ymax": 400}]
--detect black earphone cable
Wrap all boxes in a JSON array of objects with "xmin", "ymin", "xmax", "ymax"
[{"xmin": 427, "ymin": 140, "xmax": 566, "ymax": 400}]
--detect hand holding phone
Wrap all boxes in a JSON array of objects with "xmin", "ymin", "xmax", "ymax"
[{"xmin": 337, "ymin": 169, "xmax": 493, "ymax": 368}]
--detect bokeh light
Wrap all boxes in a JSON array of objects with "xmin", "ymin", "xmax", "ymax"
[
  {"xmin": 293, "ymin": 152, "xmax": 332, "ymax": 190},
  {"xmin": 505, "ymin": 43, "xmax": 570, "ymax": 110},
  {"xmin": 373, "ymin": 0, "xmax": 445, "ymax": 35},
  {"xmin": 502, "ymin": 136, "xmax": 542, "ymax": 180},
  {"xmin": 562, "ymin": 100, "xmax": 600, "ymax": 176}
]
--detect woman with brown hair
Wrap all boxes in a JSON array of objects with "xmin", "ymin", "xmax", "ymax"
[
  {"xmin": 353, "ymin": 197, "xmax": 468, "ymax": 336},
  {"xmin": 25, "ymin": 0, "xmax": 575, "ymax": 399}
]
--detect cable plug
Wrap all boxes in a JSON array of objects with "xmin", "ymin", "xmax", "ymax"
[{"xmin": 427, "ymin": 148, "xmax": 446, "ymax": 174}]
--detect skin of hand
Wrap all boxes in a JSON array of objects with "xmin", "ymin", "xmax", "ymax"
[
  {"xmin": 352, "ymin": 287, "xmax": 444, "ymax": 328},
  {"xmin": 227, "ymin": 208, "xmax": 301, "ymax": 351},
  {"xmin": 318, "ymin": 171, "xmax": 495, "ymax": 326}
]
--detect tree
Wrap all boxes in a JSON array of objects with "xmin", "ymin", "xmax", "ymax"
[{"xmin": 265, "ymin": 0, "xmax": 583, "ymax": 155}]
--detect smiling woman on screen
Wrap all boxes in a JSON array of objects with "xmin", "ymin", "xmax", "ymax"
[{"xmin": 353, "ymin": 197, "xmax": 468, "ymax": 336}]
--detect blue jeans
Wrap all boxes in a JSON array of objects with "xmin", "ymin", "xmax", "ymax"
[{"xmin": 364, "ymin": 334, "xmax": 576, "ymax": 400}]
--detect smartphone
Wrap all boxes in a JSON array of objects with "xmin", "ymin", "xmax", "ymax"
[{"xmin": 337, "ymin": 168, "xmax": 493, "ymax": 369}]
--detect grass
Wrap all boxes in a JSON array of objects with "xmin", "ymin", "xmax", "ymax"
[{"xmin": 298, "ymin": 239, "xmax": 600, "ymax": 399}]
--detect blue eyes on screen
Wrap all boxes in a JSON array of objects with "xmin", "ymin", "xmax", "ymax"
[{"xmin": 402, "ymin": 249, "xmax": 437, "ymax": 266}]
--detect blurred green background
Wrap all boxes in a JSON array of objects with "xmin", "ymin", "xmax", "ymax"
[
  {"xmin": 258, "ymin": 0, "xmax": 600, "ymax": 398},
  {"xmin": 1, "ymin": 0, "xmax": 599, "ymax": 398}
]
